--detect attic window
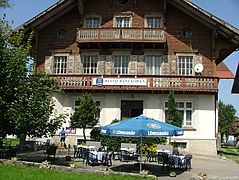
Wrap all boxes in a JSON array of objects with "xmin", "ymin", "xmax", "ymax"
[
  {"xmin": 56, "ymin": 29, "xmax": 66, "ymax": 38},
  {"xmin": 119, "ymin": 0, "xmax": 128, "ymax": 4},
  {"xmin": 182, "ymin": 28, "xmax": 192, "ymax": 38}
]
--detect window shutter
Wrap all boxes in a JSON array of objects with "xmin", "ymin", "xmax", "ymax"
[
  {"xmin": 169, "ymin": 55, "xmax": 177, "ymax": 75},
  {"xmin": 74, "ymin": 56, "xmax": 81, "ymax": 74},
  {"xmin": 194, "ymin": 55, "xmax": 202, "ymax": 64},
  {"xmin": 67, "ymin": 56, "xmax": 75, "ymax": 74},
  {"xmin": 45, "ymin": 56, "xmax": 53, "ymax": 74}
]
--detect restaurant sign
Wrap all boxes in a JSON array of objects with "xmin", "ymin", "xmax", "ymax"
[{"xmin": 93, "ymin": 78, "xmax": 148, "ymax": 86}]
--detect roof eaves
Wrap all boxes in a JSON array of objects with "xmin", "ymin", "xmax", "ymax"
[
  {"xmin": 14, "ymin": 0, "xmax": 66, "ymax": 31},
  {"xmin": 173, "ymin": 0, "xmax": 239, "ymax": 44}
]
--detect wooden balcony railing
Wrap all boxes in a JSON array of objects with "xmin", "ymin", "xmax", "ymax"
[
  {"xmin": 77, "ymin": 28, "xmax": 165, "ymax": 43},
  {"xmin": 52, "ymin": 75, "xmax": 218, "ymax": 92}
]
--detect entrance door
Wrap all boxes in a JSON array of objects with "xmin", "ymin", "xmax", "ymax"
[{"xmin": 121, "ymin": 100, "xmax": 143, "ymax": 120}]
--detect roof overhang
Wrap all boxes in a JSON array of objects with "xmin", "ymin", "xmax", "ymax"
[
  {"xmin": 167, "ymin": 0, "xmax": 239, "ymax": 45},
  {"xmin": 16, "ymin": 0, "xmax": 77, "ymax": 33}
]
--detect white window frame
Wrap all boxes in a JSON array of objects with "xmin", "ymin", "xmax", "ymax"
[
  {"xmin": 83, "ymin": 15, "xmax": 101, "ymax": 28},
  {"xmin": 113, "ymin": 15, "xmax": 132, "ymax": 28},
  {"xmin": 146, "ymin": 55, "xmax": 162, "ymax": 75},
  {"xmin": 81, "ymin": 56, "xmax": 98, "ymax": 74},
  {"xmin": 145, "ymin": 14, "xmax": 163, "ymax": 28},
  {"xmin": 53, "ymin": 56, "xmax": 67, "ymax": 74},
  {"xmin": 114, "ymin": 55, "xmax": 129, "ymax": 75},
  {"xmin": 164, "ymin": 101, "xmax": 193, "ymax": 126},
  {"xmin": 177, "ymin": 54, "xmax": 194, "ymax": 76}
]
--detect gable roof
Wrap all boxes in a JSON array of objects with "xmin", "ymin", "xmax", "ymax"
[
  {"xmin": 216, "ymin": 62, "xmax": 234, "ymax": 79},
  {"xmin": 167, "ymin": 0, "xmax": 239, "ymax": 45},
  {"xmin": 232, "ymin": 62, "xmax": 239, "ymax": 93},
  {"xmin": 20, "ymin": 0, "xmax": 239, "ymax": 47}
]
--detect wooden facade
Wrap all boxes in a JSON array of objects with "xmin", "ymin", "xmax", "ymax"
[{"xmin": 22, "ymin": 0, "xmax": 237, "ymax": 94}]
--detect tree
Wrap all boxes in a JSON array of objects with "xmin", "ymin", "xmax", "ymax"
[
  {"xmin": 166, "ymin": 90, "xmax": 183, "ymax": 127},
  {"xmin": 0, "ymin": 0, "xmax": 10, "ymax": 9},
  {"xmin": 0, "ymin": 15, "xmax": 66, "ymax": 140},
  {"xmin": 219, "ymin": 100, "xmax": 236, "ymax": 141},
  {"xmin": 70, "ymin": 93, "xmax": 99, "ymax": 143}
]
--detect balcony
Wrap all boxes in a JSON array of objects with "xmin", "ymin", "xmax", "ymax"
[
  {"xmin": 76, "ymin": 28, "xmax": 165, "ymax": 43},
  {"xmin": 53, "ymin": 75, "xmax": 218, "ymax": 93}
]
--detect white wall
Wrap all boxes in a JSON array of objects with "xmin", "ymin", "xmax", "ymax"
[{"xmin": 52, "ymin": 92, "xmax": 216, "ymax": 140}]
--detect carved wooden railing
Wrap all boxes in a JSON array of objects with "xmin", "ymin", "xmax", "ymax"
[
  {"xmin": 77, "ymin": 28, "xmax": 165, "ymax": 42},
  {"xmin": 53, "ymin": 75, "xmax": 218, "ymax": 92}
]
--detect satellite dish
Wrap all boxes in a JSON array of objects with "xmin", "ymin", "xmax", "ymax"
[{"xmin": 194, "ymin": 63, "xmax": 204, "ymax": 73}]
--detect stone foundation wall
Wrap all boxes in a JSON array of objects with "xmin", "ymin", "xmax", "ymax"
[{"xmin": 188, "ymin": 139, "xmax": 217, "ymax": 157}]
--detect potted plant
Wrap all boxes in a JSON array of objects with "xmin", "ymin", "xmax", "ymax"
[
  {"xmin": 169, "ymin": 171, "xmax": 176, "ymax": 177},
  {"xmin": 197, "ymin": 172, "xmax": 207, "ymax": 180}
]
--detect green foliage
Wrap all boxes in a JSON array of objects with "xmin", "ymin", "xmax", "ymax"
[
  {"xmin": 219, "ymin": 100, "xmax": 236, "ymax": 140},
  {"xmin": 0, "ymin": 0, "xmax": 11, "ymax": 8},
  {"xmin": 166, "ymin": 91, "xmax": 183, "ymax": 127},
  {"xmin": 70, "ymin": 93, "xmax": 99, "ymax": 142},
  {"xmin": 0, "ymin": 17, "xmax": 66, "ymax": 139}
]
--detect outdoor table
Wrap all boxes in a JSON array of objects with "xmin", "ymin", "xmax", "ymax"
[
  {"xmin": 90, "ymin": 151, "xmax": 107, "ymax": 162},
  {"xmin": 77, "ymin": 145, "xmax": 96, "ymax": 150},
  {"xmin": 121, "ymin": 147, "xmax": 135, "ymax": 152},
  {"xmin": 169, "ymin": 155, "xmax": 184, "ymax": 167},
  {"xmin": 156, "ymin": 149, "xmax": 171, "ymax": 154}
]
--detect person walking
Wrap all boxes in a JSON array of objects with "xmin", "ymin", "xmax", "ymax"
[{"xmin": 59, "ymin": 128, "xmax": 67, "ymax": 148}]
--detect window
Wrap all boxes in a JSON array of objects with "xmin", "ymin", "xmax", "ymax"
[
  {"xmin": 115, "ymin": 16, "xmax": 131, "ymax": 28},
  {"xmin": 178, "ymin": 56, "xmax": 193, "ymax": 75},
  {"xmin": 146, "ymin": 56, "xmax": 161, "ymax": 75},
  {"xmin": 114, "ymin": 56, "xmax": 129, "ymax": 74},
  {"xmin": 182, "ymin": 28, "xmax": 192, "ymax": 38},
  {"xmin": 146, "ymin": 17, "xmax": 161, "ymax": 28},
  {"xmin": 82, "ymin": 56, "xmax": 97, "ymax": 74},
  {"xmin": 165, "ymin": 101, "xmax": 193, "ymax": 126},
  {"xmin": 56, "ymin": 29, "xmax": 66, "ymax": 38},
  {"xmin": 53, "ymin": 56, "xmax": 67, "ymax": 74},
  {"xmin": 84, "ymin": 18, "xmax": 100, "ymax": 28}
]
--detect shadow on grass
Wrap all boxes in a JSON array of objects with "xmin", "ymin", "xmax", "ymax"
[
  {"xmin": 110, "ymin": 163, "xmax": 186, "ymax": 177},
  {"xmin": 218, "ymin": 150, "xmax": 239, "ymax": 156}
]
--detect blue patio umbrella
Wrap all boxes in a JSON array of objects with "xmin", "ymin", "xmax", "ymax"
[{"xmin": 100, "ymin": 115, "xmax": 184, "ymax": 172}]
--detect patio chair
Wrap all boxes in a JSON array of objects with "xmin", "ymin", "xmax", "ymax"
[
  {"xmin": 42, "ymin": 139, "xmax": 50, "ymax": 150},
  {"xmin": 147, "ymin": 151, "xmax": 157, "ymax": 162},
  {"xmin": 102, "ymin": 152, "xmax": 113, "ymax": 167},
  {"xmin": 85, "ymin": 151, "xmax": 98, "ymax": 166},
  {"xmin": 158, "ymin": 152, "xmax": 169, "ymax": 168},
  {"xmin": 44, "ymin": 144, "xmax": 57, "ymax": 161},
  {"xmin": 120, "ymin": 150, "xmax": 130, "ymax": 162},
  {"xmin": 181, "ymin": 154, "xmax": 193, "ymax": 171},
  {"xmin": 73, "ymin": 145, "xmax": 78, "ymax": 157}
]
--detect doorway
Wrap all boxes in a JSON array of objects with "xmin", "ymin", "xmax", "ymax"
[{"xmin": 121, "ymin": 100, "xmax": 143, "ymax": 120}]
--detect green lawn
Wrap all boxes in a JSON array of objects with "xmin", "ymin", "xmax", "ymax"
[
  {"xmin": 220, "ymin": 146, "xmax": 239, "ymax": 164},
  {"xmin": 0, "ymin": 164, "xmax": 154, "ymax": 180}
]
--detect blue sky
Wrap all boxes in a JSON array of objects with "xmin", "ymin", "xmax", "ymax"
[{"xmin": 1, "ymin": 0, "xmax": 239, "ymax": 116}]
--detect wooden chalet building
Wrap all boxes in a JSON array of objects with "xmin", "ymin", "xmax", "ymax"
[{"xmin": 21, "ymin": 0, "xmax": 239, "ymax": 156}]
